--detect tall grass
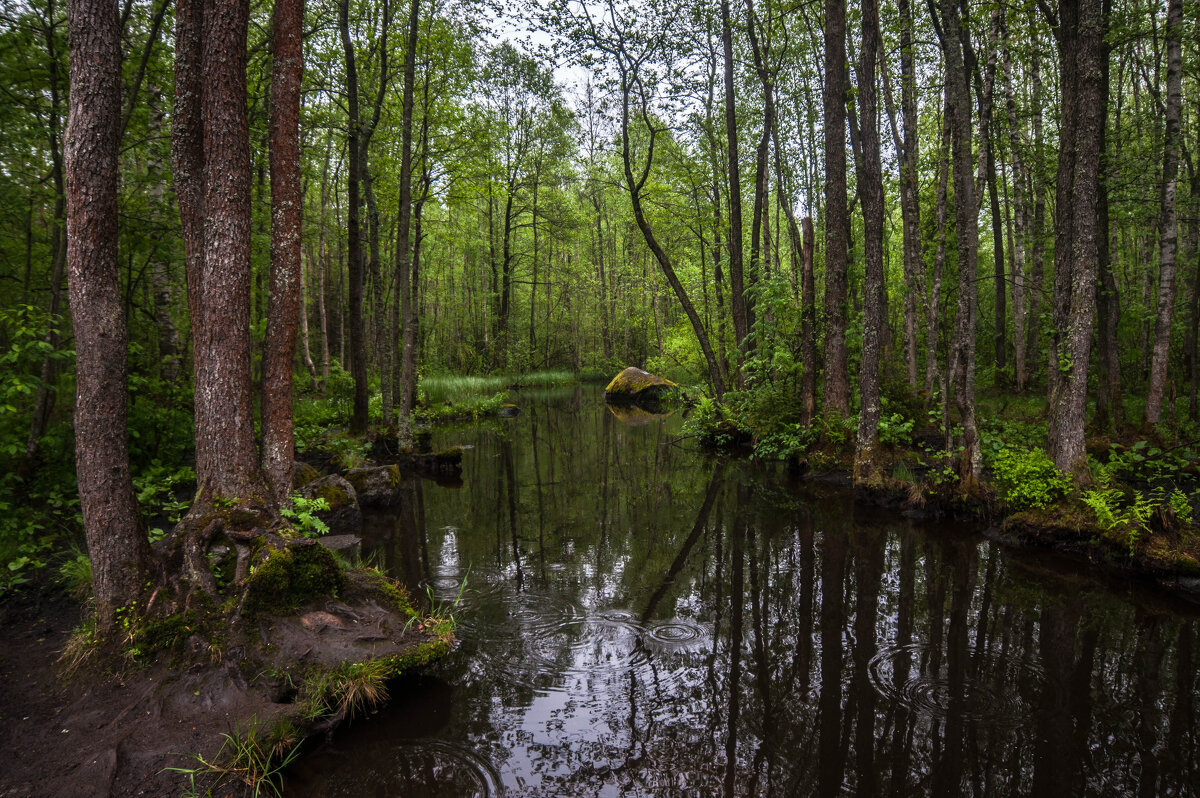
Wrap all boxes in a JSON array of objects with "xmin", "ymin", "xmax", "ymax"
[{"xmin": 421, "ymin": 369, "xmax": 578, "ymax": 405}]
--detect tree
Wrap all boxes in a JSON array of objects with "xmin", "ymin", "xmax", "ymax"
[
  {"xmin": 64, "ymin": 0, "xmax": 150, "ymax": 628},
  {"xmin": 822, "ymin": 0, "xmax": 850, "ymax": 416},
  {"xmin": 854, "ymin": 0, "xmax": 885, "ymax": 481},
  {"xmin": 1045, "ymin": 0, "xmax": 1104, "ymax": 478},
  {"xmin": 1144, "ymin": 0, "xmax": 1182, "ymax": 425},
  {"xmin": 262, "ymin": 0, "xmax": 306, "ymax": 501},
  {"xmin": 395, "ymin": 0, "xmax": 420, "ymax": 447},
  {"xmin": 339, "ymin": 0, "xmax": 369, "ymax": 434},
  {"xmin": 932, "ymin": 0, "xmax": 982, "ymax": 484}
]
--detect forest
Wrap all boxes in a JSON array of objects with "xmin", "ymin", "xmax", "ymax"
[{"xmin": 1, "ymin": 0, "xmax": 1200, "ymax": 791}]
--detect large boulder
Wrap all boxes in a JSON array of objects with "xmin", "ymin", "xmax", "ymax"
[
  {"xmin": 344, "ymin": 464, "xmax": 403, "ymax": 507},
  {"xmin": 603, "ymin": 367, "xmax": 678, "ymax": 404},
  {"xmin": 300, "ymin": 474, "xmax": 362, "ymax": 536}
]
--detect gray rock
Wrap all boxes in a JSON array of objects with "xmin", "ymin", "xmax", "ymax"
[
  {"xmin": 344, "ymin": 465, "xmax": 403, "ymax": 507},
  {"xmin": 299, "ymin": 474, "xmax": 362, "ymax": 536}
]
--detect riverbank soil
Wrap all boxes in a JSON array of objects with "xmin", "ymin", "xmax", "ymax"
[
  {"xmin": 0, "ymin": 586, "xmax": 222, "ymax": 797},
  {"xmin": 0, "ymin": 571, "xmax": 452, "ymax": 798}
]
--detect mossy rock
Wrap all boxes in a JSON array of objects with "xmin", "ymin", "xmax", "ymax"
[
  {"xmin": 291, "ymin": 462, "xmax": 322, "ymax": 490},
  {"xmin": 300, "ymin": 474, "xmax": 362, "ymax": 536},
  {"xmin": 603, "ymin": 367, "xmax": 678, "ymax": 404},
  {"xmin": 344, "ymin": 465, "xmax": 403, "ymax": 507},
  {"xmin": 242, "ymin": 542, "xmax": 347, "ymax": 616}
]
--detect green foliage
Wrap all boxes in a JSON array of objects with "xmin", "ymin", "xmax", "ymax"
[
  {"xmin": 0, "ymin": 471, "xmax": 79, "ymax": 597},
  {"xmin": 817, "ymin": 413, "xmax": 857, "ymax": 450},
  {"xmin": 1082, "ymin": 486, "xmax": 1161, "ymax": 556},
  {"xmin": 878, "ymin": 412, "xmax": 914, "ymax": 447},
  {"xmin": 280, "ymin": 493, "xmax": 331, "ymax": 538},
  {"xmin": 58, "ymin": 548, "xmax": 92, "ymax": 601},
  {"xmin": 125, "ymin": 366, "xmax": 195, "ymax": 470},
  {"xmin": 0, "ymin": 306, "xmax": 71, "ymax": 455},
  {"xmin": 414, "ymin": 391, "xmax": 506, "ymax": 424},
  {"xmin": 133, "ymin": 464, "xmax": 195, "ymax": 526},
  {"xmin": 753, "ymin": 423, "xmax": 815, "ymax": 461},
  {"xmin": 682, "ymin": 396, "xmax": 751, "ymax": 448},
  {"xmin": 1102, "ymin": 441, "xmax": 1196, "ymax": 484},
  {"xmin": 1169, "ymin": 489, "xmax": 1194, "ymax": 528},
  {"xmin": 165, "ymin": 719, "xmax": 302, "ymax": 798},
  {"xmin": 991, "ymin": 447, "xmax": 1073, "ymax": 510}
]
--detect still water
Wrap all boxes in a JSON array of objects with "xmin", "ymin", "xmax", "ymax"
[{"xmin": 291, "ymin": 387, "xmax": 1200, "ymax": 797}]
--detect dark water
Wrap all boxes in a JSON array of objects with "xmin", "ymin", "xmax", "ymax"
[{"xmin": 290, "ymin": 387, "xmax": 1200, "ymax": 797}]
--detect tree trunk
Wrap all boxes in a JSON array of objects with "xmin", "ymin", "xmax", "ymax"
[
  {"xmin": 925, "ymin": 107, "xmax": 950, "ymax": 400},
  {"xmin": 618, "ymin": 61, "xmax": 725, "ymax": 398},
  {"xmin": 855, "ymin": 0, "xmax": 885, "ymax": 481},
  {"xmin": 1094, "ymin": 3, "xmax": 1123, "ymax": 432},
  {"xmin": 395, "ymin": 0, "xmax": 419, "ymax": 448},
  {"xmin": 1024, "ymin": 17, "xmax": 1046, "ymax": 390},
  {"xmin": 65, "ymin": 0, "xmax": 150, "ymax": 629},
  {"xmin": 933, "ymin": 0, "xmax": 982, "ymax": 485},
  {"xmin": 172, "ymin": 0, "xmax": 208, "ymax": 477},
  {"xmin": 262, "ymin": 0, "xmax": 305, "ymax": 502},
  {"xmin": 197, "ymin": 0, "xmax": 259, "ymax": 499},
  {"xmin": 1000, "ymin": 18, "xmax": 1029, "ymax": 391},
  {"xmin": 822, "ymin": 0, "xmax": 850, "ymax": 415},
  {"xmin": 1144, "ymin": 0, "xmax": 1182, "ymax": 425},
  {"xmin": 339, "ymin": 0, "xmax": 369, "ymax": 434},
  {"xmin": 720, "ymin": 0, "xmax": 748, "ymax": 384},
  {"xmin": 898, "ymin": 0, "xmax": 923, "ymax": 389},
  {"xmin": 1047, "ymin": 0, "xmax": 1104, "ymax": 479}
]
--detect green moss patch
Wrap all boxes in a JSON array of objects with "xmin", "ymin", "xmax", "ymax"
[
  {"xmin": 603, "ymin": 367, "xmax": 678, "ymax": 402},
  {"xmin": 242, "ymin": 544, "xmax": 346, "ymax": 616}
]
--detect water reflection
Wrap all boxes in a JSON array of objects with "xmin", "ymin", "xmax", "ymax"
[{"xmin": 289, "ymin": 388, "xmax": 1200, "ymax": 797}]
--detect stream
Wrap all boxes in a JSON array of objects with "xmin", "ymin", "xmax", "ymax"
[{"xmin": 289, "ymin": 385, "xmax": 1200, "ymax": 796}]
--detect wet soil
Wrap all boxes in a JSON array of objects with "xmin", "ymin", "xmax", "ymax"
[{"xmin": 0, "ymin": 573, "xmax": 448, "ymax": 798}]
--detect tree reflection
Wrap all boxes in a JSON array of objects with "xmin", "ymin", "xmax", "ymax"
[{"xmin": 302, "ymin": 390, "xmax": 1200, "ymax": 798}]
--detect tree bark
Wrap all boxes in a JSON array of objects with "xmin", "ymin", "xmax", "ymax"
[
  {"xmin": 933, "ymin": 0, "xmax": 982, "ymax": 484},
  {"xmin": 197, "ymin": 0, "xmax": 258, "ymax": 499},
  {"xmin": 172, "ymin": 0, "xmax": 208, "ymax": 477},
  {"xmin": 1047, "ymin": 0, "xmax": 1104, "ymax": 479},
  {"xmin": 855, "ymin": 0, "xmax": 885, "ymax": 481},
  {"xmin": 339, "ymin": 0, "xmax": 369, "ymax": 434},
  {"xmin": 65, "ymin": 0, "xmax": 150, "ymax": 629},
  {"xmin": 1025, "ymin": 16, "xmax": 1046, "ymax": 390},
  {"xmin": 800, "ymin": 217, "xmax": 817, "ymax": 423},
  {"xmin": 1144, "ymin": 0, "xmax": 1182, "ymax": 425},
  {"xmin": 925, "ymin": 107, "xmax": 950, "ymax": 400},
  {"xmin": 898, "ymin": 0, "xmax": 922, "ymax": 388},
  {"xmin": 1094, "ymin": 0, "xmax": 1123, "ymax": 432},
  {"xmin": 822, "ymin": 0, "xmax": 850, "ymax": 415},
  {"xmin": 395, "ymin": 0, "xmax": 419, "ymax": 448},
  {"xmin": 262, "ymin": 0, "xmax": 305, "ymax": 502},
  {"xmin": 720, "ymin": 0, "xmax": 749, "ymax": 384}
]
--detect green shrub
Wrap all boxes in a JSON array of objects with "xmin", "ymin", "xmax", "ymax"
[
  {"xmin": 991, "ymin": 447, "xmax": 1073, "ymax": 510},
  {"xmin": 878, "ymin": 412, "xmax": 914, "ymax": 447},
  {"xmin": 280, "ymin": 494, "xmax": 330, "ymax": 538},
  {"xmin": 753, "ymin": 423, "xmax": 815, "ymax": 460}
]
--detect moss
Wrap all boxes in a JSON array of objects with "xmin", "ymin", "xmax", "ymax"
[
  {"xmin": 603, "ymin": 366, "xmax": 678, "ymax": 401},
  {"xmin": 359, "ymin": 568, "xmax": 418, "ymax": 617},
  {"xmin": 242, "ymin": 545, "xmax": 346, "ymax": 616},
  {"xmin": 315, "ymin": 483, "xmax": 350, "ymax": 508},
  {"xmin": 292, "ymin": 463, "xmax": 321, "ymax": 490},
  {"xmin": 377, "ymin": 637, "xmax": 455, "ymax": 674},
  {"xmin": 344, "ymin": 465, "xmax": 401, "ymax": 492}
]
